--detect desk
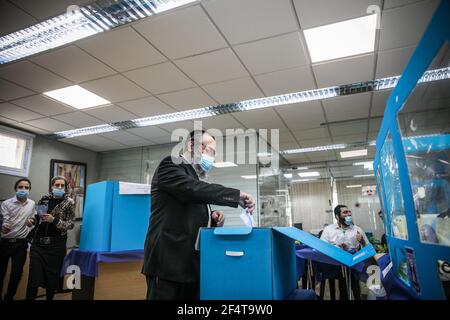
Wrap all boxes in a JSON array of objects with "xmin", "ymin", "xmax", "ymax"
[{"xmin": 62, "ymin": 249, "xmax": 146, "ymax": 300}]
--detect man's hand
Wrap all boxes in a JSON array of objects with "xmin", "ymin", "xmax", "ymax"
[
  {"xmin": 42, "ymin": 214, "xmax": 55, "ymax": 223},
  {"xmin": 2, "ymin": 223, "xmax": 11, "ymax": 234},
  {"xmin": 239, "ymin": 192, "xmax": 256, "ymax": 214},
  {"xmin": 211, "ymin": 210, "xmax": 225, "ymax": 227},
  {"xmin": 26, "ymin": 218, "xmax": 35, "ymax": 227}
]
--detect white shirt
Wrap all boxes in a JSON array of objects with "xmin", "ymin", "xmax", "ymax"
[
  {"xmin": 1, "ymin": 196, "xmax": 36, "ymax": 239},
  {"xmin": 320, "ymin": 223, "xmax": 369, "ymax": 251}
]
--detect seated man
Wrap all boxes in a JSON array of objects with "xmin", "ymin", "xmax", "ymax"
[{"xmin": 320, "ymin": 205, "xmax": 370, "ymax": 300}]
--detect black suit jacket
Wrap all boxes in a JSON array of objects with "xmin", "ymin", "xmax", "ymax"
[{"xmin": 142, "ymin": 156, "xmax": 240, "ymax": 283}]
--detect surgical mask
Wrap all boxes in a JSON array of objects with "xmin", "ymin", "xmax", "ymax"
[
  {"xmin": 343, "ymin": 216, "xmax": 353, "ymax": 226},
  {"xmin": 199, "ymin": 154, "xmax": 215, "ymax": 173},
  {"xmin": 52, "ymin": 188, "xmax": 65, "ymax": 198},
  {"xmin": 16, "ymin": 190, "xmax": 29, "ymax": 199}
]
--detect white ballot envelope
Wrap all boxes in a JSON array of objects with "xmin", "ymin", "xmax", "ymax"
[{"xmin": 240, "ymin": 209, "xmax": 255, "ymax": 227}]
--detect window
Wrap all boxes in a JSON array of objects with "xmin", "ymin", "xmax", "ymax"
[{"xmin": 0, "ymin": 125, "xmax": 34, "ymax": 177}]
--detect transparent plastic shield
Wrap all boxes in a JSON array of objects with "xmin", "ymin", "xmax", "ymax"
[
  {"xmin": 397, "ymin": 42, "xmax": 450, "ymax": 247},
  {"xmin": 380, "ymin": 133, "xmax": 407, "ymax": 239}
]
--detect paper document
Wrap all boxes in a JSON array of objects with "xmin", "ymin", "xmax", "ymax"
[
  {"xmin": 119, "ymin": 182, "xmax": 151, "ymax": 195},
  {"xmin": 240, "ymin": 209, "xmax": 255, "ymax": 227}
]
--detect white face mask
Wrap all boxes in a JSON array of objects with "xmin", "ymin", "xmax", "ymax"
[{"xmin": 199, "ymin": 154, "xmax": 215, "ymax": 172}]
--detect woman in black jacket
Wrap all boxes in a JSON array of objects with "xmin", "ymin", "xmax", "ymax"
[{"xmin": 26, "ymin": 176, "xmax": 75, "ymax": 300}]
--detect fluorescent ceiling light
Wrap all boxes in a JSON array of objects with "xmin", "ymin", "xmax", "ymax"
[
  {"xmin": 284, "ymin": 173, "xmax": 293, "ymax": 178},
  {"xmin": 283, "ymin": 143, "xmax": 347, "ymax": 154},
  {"xmin": 298, "ymin": 171, "xmax": 320, "ymax": 178},
  {"xmin": 0, "ymin": 0, "xmax": 196, "ymax": 64},
  {"xmin": 340, "ymin": 149, "xmax": 368, "ymax": 158},
  {"xmin": 297, "ymin": 167, "xmax": 309, "ymax": 170},
  {"xmin": 53, "ymin": 67, "xmax": 449, "ymax": 139},
  {"xmin": 304, "ymin": 14, "xmax": 377, "ymax": 63},
  {"xmin": 353, "ymin": 161, "xmax": 374, "ymax": 170},
  {"xmin": 292, "ymin": 179, "xmax": 318, "ymax": 183},
  {"xmin": 44, "ymin": 85, "xmax": 110, "ymax": 109},
  {"xmin": 276, "ymin": 190, "xmax": 288, "ymax": 192},
  {"xmin": 241, "ymin": 175, "xmax": 257, "ymax": 179},
  {"xmin": 346, "ymin": 184, "xmax": 362, "ymax": 188},
  {"xmin": 213, "ymin": 161, "xmax": 237, "ymax": 168},
  {"xmin": 354, "ymin": 174, "xmax": 375, "ymax": 178}
]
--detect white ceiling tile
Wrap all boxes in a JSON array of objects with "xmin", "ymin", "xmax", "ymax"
[
  {"xmin": 277, "ymin": 101, "xmax": 326, "ymax": 131},
  {"xmin": 84, "ymin": 105, "xmax": 137, "ymax": 122},
  {"xmin": 333, "ymin": 134, "xmax": 367, "ymax": 144},
  {"xmin": 175, "ymin": 48, "xmax": 248, "ymax": 85},
  {"xmin": 72, "ymin": 135, "xmax": 127, "ymax": 149},
  {"xmin": 60, "ymin": 137, "xmax": 96, "ymax": 150},
  {"xmin": 117, "ymin": 96, "xmax": 176, "ymax": 117},
  {"xmin": 234, "ymin": 108, "xmax": 289, "ymax": 131},
  {"xmin": 157, "ymin": 87, "xmax": 216, "ymax": 111},
  {"xmin": 375, "ymin": 46, "xmax": 415, "ymax": 78},
  {"xmin": 0, "ymin": 1, "xmax": 36, "ymax": 37},
  {"xmin": 282, "ymin": 154, "xmax": 309, "ymax": 164},
  {"xmin": 297, "ymin": 138, "xmax": 333, "ymax": 147},
  {"xmin": 30, "ymin": 45, "xmax": 116, "ymax": 83},
  {"xmin": 307, "ymin": 151, "xmax": 337, "ymax": 162},
  {"xmin": 0, "ymin": 116, "xmax": 18, "ymax": 125},
  {"xmin": 0, "ymin": 61, "xmax": 71, "ymax": 92},
  {"xmin": 24, "ymin": 118, "xmax": 75, "ymax": 132},
  {"xmin": 12, "ymin": 122, "xmax": 51, "ymax": 135},
  {"xmin": 202, "ymin": 0, "xmax": 298, "ymax": 45},
  {"xmin": 279, "ymin": 131, "xmax": 298, "ymax": 143},
  {"xmin": 313, "ymin": 54, "xmax": 375, "ymax": 87},
  {"xmin": 379, "ymin": 0, "xmax": 439, "ymax": 50},
  {"xmin": 371, "ymin": 90, "xmax": 392, "ymax": 116},
  {"xmin": 0, "ymin": 102, "xmax": 44, "ymax": 122},
  {"xmin": 147, "ymin": 135, "xmax": 174, "ymax": 145},
  {"xmin": 52, "ymin": 112, "xmax": 105, "ymax": 128},
  {"xmin": 292, "ymin": 127, "xmax": 329, "ymax": 140},
  {"xmin": 78, "ymin": 27, "xmax": 167, "ymax": 72},
  {"xmin": 255, "ymin": 66, "xmax": 316, "ymax": 96},
  {"xmin": 101, "ymin": 131, "xmax": 152, "ymax": 145},
  {"xmin": 293, "ymin": 0, "xmax": 381, "ymax": 29},
  {"xmin": 12, "ymin": 94, "xmax": 75, "ymax": 116},
  {"xmin": 123, "ymin": 62, "xmax": 196, "ymax": 94},
  {"xmin": 234, "ymin": 32, "xmax": 308, "ymax": 75},
  {"xmin": 133, "ymin": 5, "xmax": 227, "ymax": 59},
  {"xmin": 329, "ymin": 121, "xmax": 368, "ymax": 136},
  {"xmin": 279, "ymin": 140, "xmax": 301, "ymax": 150},
  {"xmin": 158, "ymin": 120, "xmax": 195, "ymax": 134},
  {"xmin": 127, "ymin": 126, "xmax": 171, "ymax": 140},
  {"xmin": 202, "ymin": 77, "xmax": 264, "ymax": 104},
  {"xmin": 202, "ymin": 115, "xmax": 244, "ymax": 130},
  {"xmin": 0, "ymin": 79, "xmax": 34, "ymax": 101},
  {"xmin": 323, "ymin": 92, "xmax": 371, "ymax": 122},
  {"xmin": 81, "ymin": 74, "xmax": 149, "ymax": 103},
  {"xmin": 11, "ymin": 0, "xmax": 91, "ymax": 20}
]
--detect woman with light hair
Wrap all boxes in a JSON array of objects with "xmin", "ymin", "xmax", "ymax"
[{"xmin": 26, "ymin": 176, "xmax": 75, "ymax": 300}]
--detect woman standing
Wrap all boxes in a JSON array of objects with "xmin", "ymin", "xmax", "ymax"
[{"xmin": 26, "ymin": 176, "xmax": 75, "ymax": 300}]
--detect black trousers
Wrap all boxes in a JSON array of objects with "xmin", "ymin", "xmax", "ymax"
[
  {"xmin": 0, "ymin": 239, "xmax": 28, "ymax": 301},
  {"xmin": 146, "ymin": 276, "xmax": 199, "ymax": 300}
]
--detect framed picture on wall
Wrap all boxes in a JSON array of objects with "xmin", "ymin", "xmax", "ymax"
[{"xmin": 50, "ymin": 159, "xmax": 87, "ymax": 221}]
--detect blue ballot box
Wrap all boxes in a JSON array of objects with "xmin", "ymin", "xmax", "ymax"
[
  {"xmin": 79, "ymin": 181, "xmax": 151, "ymax": 252},
  {"xmin": 200, "ymin": 227, "xmax": 376, "ymax": 300}
]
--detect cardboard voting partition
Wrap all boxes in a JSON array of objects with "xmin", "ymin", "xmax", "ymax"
[
  {"xmin": 80, "ymin": 181, "xmax": 151, "ymax": 252},
  {"xmin": 200, "ymin": 227, "xmax": 376, "ymax": 300}
]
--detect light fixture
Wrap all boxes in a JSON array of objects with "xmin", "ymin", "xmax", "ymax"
[
  {"xmin": 283, "ymin": 143, "xmax": 347, "ymax": 154},
  {"xmin": 297, "ymin": 167, "xmax": 309, "ymax": 170},
  {"xmin": 354, "ymin": 174, "xmax": 375, "ymax": 178},
  {"xmin": 53, "ymin": 67, "xmax": 449, "ymax": 139},
  {"xmin": 213, "ymin": 161, "xmax": 237, "ymax": 168},
  {"xmin": 0, "ymin": 0, "xmax": 197, "ymax": 64},
  {"xmin": 346, "ymin": 184, "xmax": 362, "ymax": 188},
  {"xmin": 304, "ymin": 14, "xmax": 377, "ymax": 63},
  {"xmin": 340, "ymin": 149, "xmax": 368, "ymax": 158},
  {"xmin": 292, "ymin": 179, "xmax": 318, "ymax": 183},
  {"xmin": 55, "ymin": 124, "xmax": 118, "ymax": 138},
  {"xmin": 284, "ymin": 173, "xmax": 293, "ymax": 179},
  {"xmin": 276, "ymin": 189, "xmax": 288, "ymax": 192},
  {"xmin": 241, "ymin": 175, "xmax": 257, "ymax": 179},
  {"xmin": 298, "ymin": 171, "xmax": 320, "ymax": 178},
  {"xmin": 353, "ymin": 161, "xmax": 374, "ymax": 170},
  {"xmin": 44, "ymin": 85, "xmax": 110, "ymax": 109}
]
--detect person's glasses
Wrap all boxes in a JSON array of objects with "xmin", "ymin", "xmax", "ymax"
[{"xmin": 17, "ymin": 185, "xmax": 30, "ymax": 190}]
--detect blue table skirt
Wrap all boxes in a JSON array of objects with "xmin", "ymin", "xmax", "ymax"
[{"xmin": 61, "ymin": 249, "xmax": 144, "ymax": 277}]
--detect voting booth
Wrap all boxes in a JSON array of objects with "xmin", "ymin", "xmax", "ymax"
[
  {"xmin": 200, "ymin": 227, "xmax": 376, "ymax": 300},
  {"xmin": 373, "ymin": 0, "xmax": 450, "ymax": 300},
  {"xmin": 79, "ymin": 180, "xmax": 151, "ymax": 252}
]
